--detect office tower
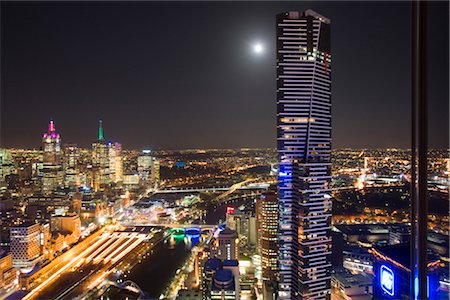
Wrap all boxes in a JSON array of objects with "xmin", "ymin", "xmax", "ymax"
[
  {"xmin": 63, "ymin": 144, "xmax": 78, "ymax": 188},
  {"xmin": 137, "ymin": 150, "xmax": 152, "ymax": 181},
  {"xmin": 151, "ymin": 157, "xmax": 160, "ymax": 184},
  {"xmin": 217, "ymin": 228, "xmax": 239, "ymax": 261},
  {"xmin": 256, "ymin": 191, "xmax": 278, "ymax": 283},
  {"xmin": 226, "ymin": 210, "xmax": 256, "ymax": 246},
  {"xmin": 42, "ymin": 120, "xmax": 63, "ymax": 195},
  {"xmin": 108, "ymin": 142, "xmax": 123, "ymax": 183},
  {"xmin": 10, "ymin": 223, "xmax": 44, "ymax": 268},
  {"xmin": 0, "ymin": 149, "xmax": 13, "ymax": 183},
  {"xmin": 92, "ymin": 120, "xmax": 110, "ymax": 190},
  {"xmin": 277, "ymin": 10, "xmax": 332, "ymax": 299}
]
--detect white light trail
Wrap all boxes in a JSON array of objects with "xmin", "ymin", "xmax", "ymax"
[
  {"xmin": 85, "ymin": 237, "xmax": 116, "ymax": 263},
  {"xmin": 93, "ymin": 237, "xmax": 125, "ymax": 264},
  {"xmin": 103, "ymin": 238, "xmax": 136, "ymax": 263},
  {"xmin": 22, "ymin": 236, "xmax": 106, "ymax": 300}
]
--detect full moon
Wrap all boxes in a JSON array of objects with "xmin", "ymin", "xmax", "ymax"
[{"xmin": 253, "ymin": 43, "xmax": 263, "ymax": 54}]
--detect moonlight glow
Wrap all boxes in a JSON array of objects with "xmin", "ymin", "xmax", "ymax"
[{"xmin": 253, "ymin": 43, "xmax": 263, "ymax": 54}]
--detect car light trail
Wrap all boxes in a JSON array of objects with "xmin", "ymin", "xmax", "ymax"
[
  {"xmin": 93, "ymin": 237, "xmax": 125, "ymax": 264},
  {"xmin": 22, "ymin": 236, "xmax": 107, "ymax": 300},
  {"xmin": 111, "ymin": 238, "xmax": 144, "ymax": 263},
  {"xmin": 85, "ymin": 237, "xmax": 116, "ymax": 263},
  {"xmin": 103, "ymin": 238, "xmax": 136, "ymax": 263}
]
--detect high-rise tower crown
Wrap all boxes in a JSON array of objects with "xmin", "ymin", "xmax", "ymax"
[
  {"xmin": 98, "ymin": 120, "xmax": 104, "ymax": 141},
  {"xmin": 43, "ymin": 119, "xmax": 60, "ymax": 139}
]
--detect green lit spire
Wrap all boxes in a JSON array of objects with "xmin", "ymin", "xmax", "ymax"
[{"xmin": 98, "ymin": 120, "xmax": 104, "ymax": 141}]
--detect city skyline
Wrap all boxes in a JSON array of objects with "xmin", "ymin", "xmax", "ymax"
[
  {"xmin": 0, "ymin": 2, "xmax": 448, "ymax": 300},
  {"xmin": 1, "ymin": 1, "xmax": 448, "ymax": 150}
]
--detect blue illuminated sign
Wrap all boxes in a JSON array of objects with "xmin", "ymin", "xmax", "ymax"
[{"xmin": 380, "ymin": 265, "xmax": 395, "ymax": 296}]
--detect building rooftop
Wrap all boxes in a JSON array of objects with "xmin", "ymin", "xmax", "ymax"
[
  {"xmin": 212, "ymin": 269, "xmax": 235, "ymax": 291},
  {"xmin": 223, "ymin": 259, "xmax": 239, "ymax": 267},
  {"xmin": 205, "ymin": 258, "xmax": 222, "ymax": 272},
  {"xmin": 333, "ymin": 267, "xmax": 373, "ymax": 287},
  {"xmin": 12, "ymin": 222, "xmax": 38, "ymax": 228},
  {"xmin": 335, "ymin": 224, "xmax": 390, "ymax": 235},
  {"xmin": 373, "ymin": 243, "xmax": 441, "ymax": 270},
  {"xmin": 279, "ymin": 10, "xmax": 331, "ymax": 24},
  {"xmin": 214, "ymin": 269, "xmax": 233, "ymax": 282},
  {"xmin": 219, "ymin": 228, "xmax": 238, "ymax": 238}
]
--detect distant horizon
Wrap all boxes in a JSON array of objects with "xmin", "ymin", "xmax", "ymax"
[{"xmin": 3, "ymin": 145, "xmax": 449, "ymax": 152}]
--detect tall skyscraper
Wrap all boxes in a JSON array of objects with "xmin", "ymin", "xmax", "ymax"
[
  {"xmin": 216, "ymin": 228, "xmax": 239, "ymax": 261},
  {"xmin": 277, "ymin": 10, "xmax": 332, "ymax": 299},
  {"xmin": 42, "ymin": 120, "xmax": 63, "ymax": 195},
  {"xmin": 92, "ymin": 120, "xmax": 110, "ymax": 190},
  {"xmin": 63, "ymin": 143, "xmax": 78, "ymax": 188},
  {"xmin": 256, "ymin": 190, "xmax": 278, "ymax": 283},
  {"xmin": 137, "ymin": 150, "xmax": 153, "ymax": 181},
  {"xmin": 108, "ymin": 142, "xmax": 123, "ymax": 183}
]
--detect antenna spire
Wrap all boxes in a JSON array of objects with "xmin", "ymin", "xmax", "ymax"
[
  {"xmin": 98, "ymin": 120, "xmax": 104, "ymax": 141},
  {"xmin": 48, "ymin": 119, "xmax": 55, "ymax": 133}
]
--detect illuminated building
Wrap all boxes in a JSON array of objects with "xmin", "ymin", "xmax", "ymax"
[
  {"xmin": 0, "ymin": 250, "xmax": 16, "ymax": 289},
  {"xmin": 372, "ymin": 244, "xmax": 448, "ymax": 299},
  {"xmin": 108, "ymin": 142, "xmax": 123, "ymax": 183},
  {"xmin": 331, "ymin": 267, "xmax": 372, "ymax": 299},
  {"xmin": 210, "ymin": 269, "xmax": 237, "ymax": 300},
  {"xmin": 10, "ymin": 223, "xmax": 48, "ymax": 269},
  {"xmin": 63, "ymin": 143, "xmax": 78, "ymax": 188},
  {"xmin": 225, "ymin": 210, "xmax": 256, "ymax": 246},
  {"xmin": 177, "ymin": 290, "xmax": 202, "ymax": 299},
  {"xmin": 92, "ymin": 120, "xmax": 110, "ymax": 190},
  {"xmin": 202, "ymin": 258, "xmax": 239, "ymax": 300},
  {"xmin": 342, "ymin": 247, "xmax": 373, "ymax": 274},
  {"xmin": 0, "ymin": 149, "xmax": 13, "ymax": 183},
  {"xmin": 123, "ymin": 173, "xmax": 140, "ymax": 190},
  {"xmin": 50, "ymin": 214, "xmax": 81, "ymax": 243},
  {"xmin": 25, "ymin": 195, "xmax": 71, "ymax": 222},
  {"xmin": 388, "ymin": 225, "xmax": 410, "ymax": 245},
  {"xmin": 256, "ymin": 191, "xmax": 278, "ymax": 283},
  {"xmin": 203, "ymin": 258, "xmax": 222, "ymax": 300},
  {"xmin": 151, "ymin": 157, "xmax": 160, "ymax": 185},
  {"xmin": 137, "ymin": 150, "xmax": 152, "ymax": 181},
  {"xmin": 223, "ymin": 260, "xmax": 240, "ymax": 299},
  {"xmin": 41, "ymin": 120, "xmax": 63, "ymax": 195},
  {"xmin": 277, "ymin": 10, "xmax": 332, "ymax": 299},
  {"xmin": 217, "ymin": 228, "xmax": 239, "ymax": 261}
]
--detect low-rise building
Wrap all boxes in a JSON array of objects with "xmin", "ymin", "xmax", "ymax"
[
  {"xmin": 332, "ymin": 267, "xmax": 373, "ymax": 300},
  {"xmin": 0, "ymin": 251, "xmax": 17, "ymax": 289}
]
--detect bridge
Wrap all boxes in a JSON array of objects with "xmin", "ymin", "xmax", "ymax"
[
  {"xmin": 154, "ymin": 180, "xmax": 272, "ymax": 194},
  {"xmin": 106, "ymin": 280, "xmax": 145, "ymax": 296},
  {"xmin": 119, "ymin": 222, "xmax": 215, "ymax": 230}
]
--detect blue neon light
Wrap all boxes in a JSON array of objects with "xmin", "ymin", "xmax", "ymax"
[
  {"xmin": 380, "ymin": 265, "xmax": 395, "ymax": 296},
  {"xmin": 414, "ymin": 276, "xmax": 430, "ymax": 300}
]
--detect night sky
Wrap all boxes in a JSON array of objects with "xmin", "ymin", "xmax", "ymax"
[{"xmin": 1, "ymin": 1, "xmax": 448, "ymax": 150}]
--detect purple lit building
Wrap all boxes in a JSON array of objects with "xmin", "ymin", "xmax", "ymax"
[{"xmin": 41, "ymin": 120, "xmax": 63, "ymax": 195}]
